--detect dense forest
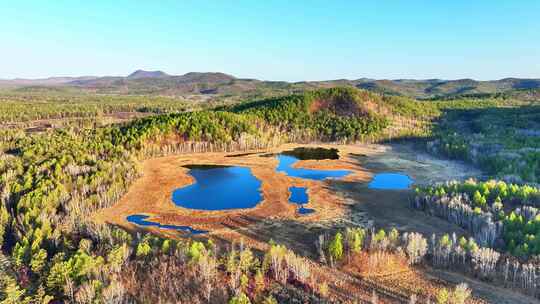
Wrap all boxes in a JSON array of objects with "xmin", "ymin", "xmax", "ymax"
[
  {"xmin": 226, "ymin": 87, "xmax": 437, "ymax": 142},
  {"xmin": 427, "ymin": 99, "xmax": 540, "ymax": 183},
  {"xmin": 0, "ymin": 93, "xmax": 195, "ymax": 123}
]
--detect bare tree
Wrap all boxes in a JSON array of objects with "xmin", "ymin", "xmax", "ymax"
[
  {"xmin": 405, "ymin": 232, "xmax": 428, "ymax": 265},
  {"xmin": 472, "ymin": 247, "xmax": 500, "ymax": 279}
]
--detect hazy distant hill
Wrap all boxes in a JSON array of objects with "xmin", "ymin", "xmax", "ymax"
[
  {"xmin": 351, "ymin": 78, "xmax": 540, "ymax": 98},
  {"xmin": 0, "ymin": 76, "xmax": 98, "ymax": 88},
  {"xmin": 69, "ymin": 72, "xmax": 540, "ymax": 98},
  {"xmin": 127, "ymin": 70, "xmax": 169, "ymax": 79},
  {"xmin": 67, "ymin": 70, "xmax": 241, "ymax": 95},
  {"xmin": 1, "ymin": 69, "xmax": 539, "ymax": 99}
]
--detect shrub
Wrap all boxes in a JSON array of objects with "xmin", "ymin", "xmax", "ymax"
[
  {"xmin": 328, "ymin": 232, "xmax": 344, "ymax": 262},
  {"xmin": 229, "ymin": 292, "xmax": 251, "ymax": 304},
  {"xmin": 436, "ymin": 288, "xmax": 449, "ymax": 304}
]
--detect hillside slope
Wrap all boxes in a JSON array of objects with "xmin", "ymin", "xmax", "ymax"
[{"xmin": 226, "ymin": 87, "xmax": 437, "ymax": 141}]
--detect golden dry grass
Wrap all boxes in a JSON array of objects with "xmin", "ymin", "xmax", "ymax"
[
  {"xmin": 343, "ymin": 251, "xmax": 487, "ymax": 303},
  {"xmin": 92, "ymin": 143, "xmax": 512, "ymax": 303},
  {"xmin": 94, "ymin": 143, "xmax": 372, "ymax": 247}
]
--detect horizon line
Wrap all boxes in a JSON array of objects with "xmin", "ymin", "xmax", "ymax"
[{"xmin": 1, "ymin": 70, "xmax": 539, "ymax": 83}]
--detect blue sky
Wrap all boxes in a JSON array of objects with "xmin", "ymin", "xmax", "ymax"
[{"xmin": 1, "ymin": 1, "xmax": 539, "ymax": 81}]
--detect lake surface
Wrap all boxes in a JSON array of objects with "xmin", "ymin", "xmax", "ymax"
[
  {"xmin": 288, "ymin": 186, "xmax": 315, "ymax": 215},
  {"xmin": 127, "ymin": 214, "xmax": 207, "ymax": 234},
  {"xmin": 368, "ymin": 173, "xmax": 413, "ymax": 190},
  {"xmin": 170, "ymin": 148, "xmax": 350, "ymax": 212},
  {"xmin": 298, "ymin": 206, "xmax": 315, "ymax": 214},
  {"xmin": 172, "ymin": 166, "xmax": 262, "ymax": 210},
  {"xmin": 289, "ymin": 186, "xmax": 309, "ymax": 204},
  {"xmin": 276, "ymin": 155, "xmax": 351, "ymax": 180}
]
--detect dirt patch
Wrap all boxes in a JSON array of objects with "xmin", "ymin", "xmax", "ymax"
[
  {"xmin": 353, "ymin": 143, "xmax": 482, "ymax": 185},
  {"xmin": 309, "ymin": 97, "xmax": 364, "ymax": 117},
  {"xmin": 330, "ymin": 143, "xmax": 481, "ymax": 235}
]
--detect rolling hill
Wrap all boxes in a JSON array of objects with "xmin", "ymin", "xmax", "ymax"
[
  {"xmin": 1, "ymin": 69, "xmax": 539, "ymax": 99},
  {"xmin": 127, "ymin": 70, "xmax": 169, "ymax": 79}
]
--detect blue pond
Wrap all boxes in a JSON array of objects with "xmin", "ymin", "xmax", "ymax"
[
  {"xmin": 276, "ymin": 155, "xmax": 351, "ymax": 180},
  {"xmin": 298, "ymin": 206, "xmax": 315, "ymax": 215},
  {"xmin": 368, "ymin": 173, "xmax": 413, "ymax": 190},
  {"xmin": 127, "ymin": 214, "xmax": 207, "ymax": 234},
  {"xmin": 288, "ymin": 186, "xmax": 315, "ymax": 215},
  {"xmin": 172, "ymin": 166, "xmax": 262, "ymax": 210},
  {"xmin": 289, "ymin": 186, "xmax": 309, "ymax": 205},
  {"xmin": 168, "ymin": 150, "xmax": 351, "ymax": 212}
]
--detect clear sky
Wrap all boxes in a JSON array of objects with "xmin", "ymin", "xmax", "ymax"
[{"xmin": 1, "ymin": 1, "xmax": 539, "ymax": 81}]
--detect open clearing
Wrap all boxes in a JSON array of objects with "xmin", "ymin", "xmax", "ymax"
[
  {"xmin": 95, "ymin": 143, "xmax": 371, "ymax": 246},
  {"xmin": 92, "ymin": 143, "xmax": 539, "ymax": 303}
]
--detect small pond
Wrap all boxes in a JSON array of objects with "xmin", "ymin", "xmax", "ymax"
[
  {"xmin": 298, "ymin": 206, "xmax": 315, "ymax": 215},
  {"xmin": 289, "ymin": 186, "xmax": 309, "ymax": 204},
  {"xmin": 276, "ymin": 147, "xmax": 351, "ymax": 180},
  {"xmin": 172, "ymin": 165, "xmax": 262, "ymax": 210},
  {"xmin": 170, "ymin": 148, "xmax": 350, "ymax": 212},
  {"xmin": 368, "ymin": 173, "xmax": 413, "ymax": 190},
  {"xmin": 288, "ymin": 186, "xmax": 315, "ymax": 215},
  {"xmin": 276, "ymin": 155, "xmax": 351, "ymax": 180},
  {"xmin": 127, "ymin": 214, "xmax": 207, "ymax": 234}
]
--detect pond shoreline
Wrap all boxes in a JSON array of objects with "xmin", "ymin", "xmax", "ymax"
[
  {"xmin": 94, "ymin": 143, "xmax": 371, "ymax": 241},
  {"xmin": 94, "ymin": 142, "xmax": 482, "ymax": 248}
]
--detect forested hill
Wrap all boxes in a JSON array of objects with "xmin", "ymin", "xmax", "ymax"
[
  {"xmin": 228, "ymin": 87, "xmax": 389, "ymax": 137},
  {"xmin": 225, "ymin": 87, "xmax": 438, "ymax": 141},
  {"xmin": 86, "ymin": 87, "xmax": 417, "ymax": 157},
  {"xmin": 352, "ymin": 78, "xmax": 540, "ymax": 99}
]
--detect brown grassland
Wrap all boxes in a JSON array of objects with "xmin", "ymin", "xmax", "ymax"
[
  {"xmin": 95, "ymin": 143, "xmax": 371, "ymax": 250},
  {"xmin": 92, "ymin": 143, "xmax": 538, "ymax": 303}
]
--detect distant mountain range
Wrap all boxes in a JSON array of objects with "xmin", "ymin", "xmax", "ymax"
[
  {"xmin": 0, "ymin": 76, "xmax": 97, "ymax": 87},
  {"xmin": 1, "ymin": 70, "xmax": 539, "ymax": 99}
]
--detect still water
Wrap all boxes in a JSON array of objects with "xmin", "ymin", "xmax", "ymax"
[
  {"xmin": 288, "ymin": 186, "xmax": 315, "ymax": 215},
  {"xmin": 368, "ymin": 173, "xmax": 413, "ymax": 190},
  {"xmin": 276, "ymin": 155, "xmax": 351, "ymax": 180},
  {"xmin": 172, "ymin": 166, "xmax": 262, "ymax": 210},
  {"xmin": 127, "ymin": 214, "xmax": 207, "ymax": 234},
  {"xmin": 171, "ymin": 148, "xmax": 350, "ymax": 211}
]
